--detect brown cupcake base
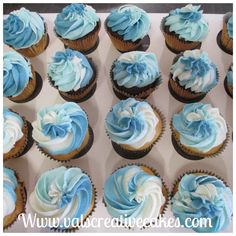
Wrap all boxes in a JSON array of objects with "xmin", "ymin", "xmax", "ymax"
[
  {"xmin": 217, "ymin": 30, "xmax": 233, "ymax": 55},
  {"xmin": 8, "ymin": 72, "xmax": 43, "ymax": 103},
  {"xmin": 224, "ymin": 76, "xmax": 233, "ymax": 98}
]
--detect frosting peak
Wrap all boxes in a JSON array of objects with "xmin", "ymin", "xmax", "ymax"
[{"xmin": 227, "ymin": 15, "xmax": 233, "ymax": 39}]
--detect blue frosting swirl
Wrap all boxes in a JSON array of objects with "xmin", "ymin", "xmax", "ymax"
[
  {"xmin": 227, "ymin": 15, "xmax": 233, "ymax": 39},
  {"xmin": 4, "ymin": 7, "xmax": 45, "ymax": 49},
  {"xmin": 226, "ymin": 64, "xmax": 233, "ymax": 86},
  {"xmin": 165, "ymin": 4, "xmax": 209, "ymax": 42},
  {"xmin": 55, "ymin": 4, "xmax": 99, "ymax": 40},
  {"xmin": 32, "ymin": 102, "xmax": 88, "ymax": 155},
  {"xmin": 29, "ymin": 166, "xmax": 93, "ymax": 229},
  {"xmin": 113, "ymin": 51, "xmax": 160, "ymax": 88},
  {"xmin": 106, "ymin": 5, "xmax": 150, "ymax": 42},
  {"xmin": 172, "ymin": 174, "xmax": 233, "ymax": 232},
  {"xmin": 172, "ymin": 103, "xmax": 227, "ymax": 153},
  {"xmin": 4, "ymin": 51, "xmax": 32, "ymax": 97},
  {"xmin": 48, "ymin": 49, "xmax": 93, "ymax": 92}
]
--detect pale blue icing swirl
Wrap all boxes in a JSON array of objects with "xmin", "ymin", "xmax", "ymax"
[
  {"xmin": 4, "ymin": 7, "xmax": 45, "ymax": 49},
  {"xmin": 165, "ymin": 4, "xmax": 209, "ymax": 42},
  {"xmin": 104, "ymin": 165, "xmax": 165, "ymax": 223},
  {"xmin": 105, "ymin": 98, "xmax": 159, "ymax": 149},
  {"xmin": 48, "ymin": 49, "xmax": 93, "ymax": 92},
  {"xmin": 226, "ymin": 64, "xmax": 233, "ymax": 86},
  {"xmin": 172, "ymin": 174, "xmax": 233, "ymax": 232},
  {"xmin": 172, "ymin": 103, "xmax": 227, "ymax": 153},
  {"xmin": 55, "ymin": 4, "xmax": 99, "ymax": 40},
  {"xmin": 106, "ymin": 5, "xmax": 150, "ymax": 42},
  {"xmin": 171, "ymin": 50, "xmax": 218, "ymax": 93},
  {"xmin": 113, "ymin": 51, "xmax": 160, "ymax": 88},
  {"xmin": 29, "ymin": 166, "xmax": 93, "ymax": 229},
  {"xmin": 4, "ymin": 51, "xmax": 32, "ymax": 97},
  {"xmin": 227, "ymin": 15, "xmax": 233, "ymax": 39},
  {"xmin": 32, "ymin": 102, "xmax": 88, "ymax": 155}
]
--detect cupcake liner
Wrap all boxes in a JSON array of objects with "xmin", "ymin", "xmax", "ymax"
[
  {"xmin": 48, "ymin": 58, "xmax": 97, "ymax": 103},
  {"xmin": 217, "ymin": 30, "xmax": 233, "ymax": 55},
  {"xmin": 55, "ymin": 20, "xmax": 101, "ymax": 54},
  {"xmin": 103, "ymin": 163, "xmax": 169, "ymax": 230},
  {"xmin": 161, "ymin": 17, "xmax": 202, "ymax": 54},
  {"xmin": 224, "ymin": 76, "xmax": 233, "ymax": 98},
  {"xmin": 36, "ymin": 125, "xmax": 94, "ymax": 162},
  {"xmin": 110, "ymin": 61, "xmax": 162, "ymax": 100},
  {"xmin": 170, "ymin": 120, "xmax": 230, "ymax": 160},
  {"xmin": 3, "ymin": 167, "xmax": 27, "ymax": 231}
]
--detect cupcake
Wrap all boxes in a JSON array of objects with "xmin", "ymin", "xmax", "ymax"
[
  {"xmin": 104, "ymin": 165, "xmax": 168, "ymax": 228},
  {"xmin": 105, "ymin": 5, "xmax": 150, "ymax": 52},
  {"xmin": 48, "ymin": 49, "xmax": 97, "ymax": 102},
  {"xmin": 4, "ymin": 7, "xmax": 49, "ymax": 57},
  {"xmin": 32, "ymin": 102, "xmax": 94, "ymax": 162},
  {"xmin": 54, "ymin": 3, "xmax": 100, "ymax": 54},
  {"xmin": 105, "ymin": 98, "xmax": 164, "ymax": 159},
  {"xmin": 111, "ymin": 51, "xmax": 162, "ymax": 99},
  {"xmin": 3, "ymin": 167, "xmax": 26, "ymax": 230},
  {"xmin": 171, "ymin": 172, "xmax": 233, "ymax": 232},
  {"xmin": 171, "ymin": 103, "xmax": 228, "ymax": 160},
  {"xmin": 29, "ymin": 166, "xmax": 96, "ymax": 231},
  {"xmin": 169, "ymin": 49, "xmax": 218, "ymax": 103},
  {"xmin": 219, "ymin": 13, "xmax": 233, "ymax": 54},
  {"xmin": 3, "ymin": 51, "xmax": 42, "ymax": 103},
  {"xmin": 161, "ymin": 4, "xmax": 209, "ymax": 53},
  {"xmin": 3, "ymin": 107, "xmax": 33, "ymax": 161},
  {"xmin": 224, "ymin": 64, "xmax": 233, "ymax": 98}
]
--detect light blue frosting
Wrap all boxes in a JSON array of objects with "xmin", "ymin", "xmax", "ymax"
[
  {"xmin": 227, "ymin": 15, "xmax": 233, "ymax": 39},
  {"xmin": 48, "ymin": 49, "xmax": 93, "ymax": 92},
  {"xmin": 165, "ymin": 4, "xmax": 209, "ymax": 42},
  {"xmin": 172, "ymin": 103, "xmax": 227, "ymax": 153},
  {"xmin": 113, "ymin": 51, "xmax": 160, "ymax": 88},
  {"xmin": 33, "ymin": 166, "xmax": 93, "ymax": 229},
  {"xmin": 55, "ymin": 4, "xmax": 99, "ymax": 40},
  {"xmin": 107, "ymin": 5, "xmax": 150, "ymax": 42},
  {"xmin": 4, "ymin": 51, "xmax": 32, "ymax": 97},
  {"xmin": 4, "ymin": 7, "xmax": 45, "ymax": 49},
  {"xmin": 34, "ymin": 102, "xmax": 88, "ymax": 155},
  {"xmin": 226, "ymin": 64, "xmax": 233, "ymax": 86},
  {"xmin": 172, "ymin": 174, "xmax": 233, "ymax": 233}
]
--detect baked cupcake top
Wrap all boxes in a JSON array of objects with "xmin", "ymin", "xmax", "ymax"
[
  {"xmin": 172, "ymin": 103, "xmax": 227, "ymax": 153},
  {"xmin": 29, "ymin": 166, "xmax": 93, "ymax": 229},
  {"xmin": 227, "ymin": 15, "xmax": 233, "ymax": 39},
  {"xmin": 105, "ymin": 98, "xmax": 159, "ymax": 148},
  {"xmin": 172, "ymin": 173, "xmax": 233, "ymax": 232},
  {"xmin": 4, "ymin": 7, "xmax": 45, "ymax": 49},
  {"xmin": 104, "ymin": 165, "xmax": 165, "ymax": 224},
  {"xmin": 106, "ymin": 5, "xmax": 150, "ymax": 42},
  {"xmin": 32, "ymin": 102, "xmax": 88, "ymax": 155},
  {"xmin": 226, "ymin": 64, "xmax": 233, "ymax": 86},
  {"xmin": 164, "ymin": 4, "xmax": 209, "ymax": 42},
  {"xmin": 3, "ymin": 107, "xmax": 24, "ymax": 154},
  {"xmin": 171, "ymin": 49, "xmax": 218, "ymax": 93},
  {"xmin": 54, "ymin": 3, "xmax": 99, "ymax": 40},
  {"xmin": 3, "ymin": 167, "xmax": 18, "ymax": 218},
  {"xmin": 112, "ymin": 51, "xmax": 160, "ymax": 88},
  {"xmin": 4, "ymin": 51, "xmax": 32, "ymax": 97},
  {"xmin": 48, "ymin": 49, "xmax": 93, "ymax": 92}
]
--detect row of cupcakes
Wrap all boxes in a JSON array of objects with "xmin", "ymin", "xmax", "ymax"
[
  {"xmin": 4, "ymin": 164, "xmax": 233, "ymax": 232},
  {"xmin": 4, "ymin": 98, "xmax": 229, "ymax": 162},
  {"xmin": 4, "ymin": 4, "xmax": 233, "ymax": 57}
]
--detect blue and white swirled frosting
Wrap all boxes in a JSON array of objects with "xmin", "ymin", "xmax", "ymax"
[
  {"xmin": 3, "ymin": 167, "xmax": 18, "ymax": 218},
  {"xmin": 55, "ymin": 3, "xmax": 99, "ymax": 40},
  {"xmin": 29, "ymin": 166, "xmax": 93, "ymax": 229},
  {"xmin": 4, "ymin": 7, "xmax": 45, "ymax": 49},
  {"xmin": 107, "ymin": 5, "xmax": 150, "ymax": 42},
  {"xmin": 171, "ymin": 50, "xmax": 218, "ymax": 93},
  {"xmin": 113, "ymin": 51, "xmax": 160, "ymax": 88},
  {"xmin": 3, "ymin": 107, "xmax": 24, "ymax": 154},
  {"xmin": 48, "ymin": 49, "xmax": 93, "ymax": 92},
  {"xmin": 4, "ymin": 51, "xmax": 32, "ymax": 97},
  {"xmin": 173, "ymin": 103, "xmax": 227, "ymax": 153},
  {"xmin": 104, "ymin": 165, "xmax": 165, "ymax": 224},
  {"xmin": 105, "ymin": 98, "xmax": 159, "ymax": 149},
  {"xmin": 226, "ymin": 64, "xmax": 233, "ymax": 87},
  {"xmin": 227, "ymin": 15, "xmax": 233, "ymax": 39},
  {"xmin": 32, "ymin": 102, "xmax": 88, "ymax": 155},
  {"xmin": 165, "ymin": 4, "xmax": 209, "ymax": 42},
  {"xmin": 172, "ymin": 174, "xmax": 233, "ymax": 232}
]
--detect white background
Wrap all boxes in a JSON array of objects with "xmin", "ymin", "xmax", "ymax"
[{"xmin": 4, "ymin": 13, "xmax": 233, "ymax": 233}]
